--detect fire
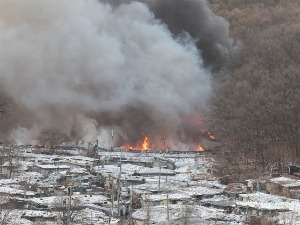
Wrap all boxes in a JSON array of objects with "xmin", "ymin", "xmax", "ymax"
[
  {"xmin": 197, "ymin": 145, "xmax": 204, "ymax": 151},
  {"xmin": 125, "ymin": 134, "xmax": 150, "ymax": 151},
  {"xmin": 208, "ymin": 132, "xmax": 215, "ymax": 141},
  {"xmin": 142, "ymin": 135, "xmax": 150, "ymax": 150}
]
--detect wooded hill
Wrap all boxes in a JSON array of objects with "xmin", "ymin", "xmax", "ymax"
[{"xmin": 208, "ymin": 0, "xmax": 300, "ymax": 178}]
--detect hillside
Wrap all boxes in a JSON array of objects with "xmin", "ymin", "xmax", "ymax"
[{"xmin": 208, "ymin": 0, "xmax": 300, "ymax": 176}]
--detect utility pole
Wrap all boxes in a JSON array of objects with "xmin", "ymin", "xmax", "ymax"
[
  {"xmin": 143, "ymin": 186, "xmax": 150, "ymax": 225},
  {"xmin": 0, "ymin": 209, "xmax": 2, "ymax": 225},
  {"xmin": 67, "ymin": 186, "xmax": 72, "ymax": 225},
  {"xmin": 111, "ymin": 129, "xmax": 114, "ymax": 141},
  {"xmin": 90, "ymin": 210, "xmax": 92, "ymax": 225},
  {"xmin": 110, "ymin": 177, "xmax": 114, "ymax": 221},
  {"xmin": 162, "ymin": 137, "xmax": 166, "ymax": 150},
  {"xmin": 111, "ymin": 129, "xmax": 114, "ymax": 151},
  {"xmin": 130, "ymin": 183, "xmax": 133, "ymax": 213},
  {"xmin": 146, "ymin": 196, "xmax": 150, "ymax": 225},
  {"xmin": 166, "ymin": 193, "xmax": 170, "ymax": 225},
  {"xmin": 158, "ymin": 164, "xmax": 161, "ymax": 193},
  {"xmin": 166, "ymin": 173, "xmax": 168, "ymax": 184},
  {"xmin": 117, "ymin": 152, "xmax": 122, "ymax": 217}
]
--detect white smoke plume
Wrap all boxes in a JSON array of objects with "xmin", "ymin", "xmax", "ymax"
[{"xmin": 0, "ymin": 0, "xmax": 229, "ymax": 148}]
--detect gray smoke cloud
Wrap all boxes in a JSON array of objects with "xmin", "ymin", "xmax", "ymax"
[
  {"xmin": 106, "ymin": 0, "xmax": 233, "ymax": 72},
  {"xmin": 0, "ymin": 0, "xmax": 231, "ymax": 148}
]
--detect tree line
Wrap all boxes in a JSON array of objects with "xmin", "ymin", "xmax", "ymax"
[{"xmin": 208, "ymin": 0, "xmax": 300, "ymax": 179}]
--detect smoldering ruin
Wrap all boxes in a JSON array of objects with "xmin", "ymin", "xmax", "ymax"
[{"xmin": 0, "ymin": 0, "xmax": 233, "ymax": 149}]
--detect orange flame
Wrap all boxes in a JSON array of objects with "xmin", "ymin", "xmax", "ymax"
[
  {"xmin": 142, "ymin": 135, "xmax": 150, "ymax": 150},
  {"xmin": 197, "ymin": 145, "xmax": 204, "ymax": 151},
  {"xmin": 125, "ymin": 135, "xmax": 150, "ymax": 151},
  {"xmin": 208, "ymin": 132, "xmax": 215, "ymax": 141}
]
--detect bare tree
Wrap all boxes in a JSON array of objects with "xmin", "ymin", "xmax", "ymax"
[
  {"xmin": 0, "ymin": 145, "xmax": 20, "ymax": 178},
  {"xmin": 53, "ymin": 194, "xmax": 83, "ymax": 225},
  {"xmin": 143, "ymin": 195, "xmax": 150, "ymax": 225},
  {"xmin": 38, "ymin": 128, "xmax": 70, "ymax": 154},
  {"xmin": 0, "ymin": 194, "xmax": 15, "ymax": 225},
  {"xmin": 0, "ymin": 90, "xmax": 11, "ymax": 118},
  {"xmin": 180, "ymin": 205, "xmax": 194, "ymax": 225},
  {"xmin": 249, "ymin": 216, "xmax": 274, "ymax": 225},
  {"xmin": 32, "ymin": 221, "xmax": 48, "ymax": 225}
]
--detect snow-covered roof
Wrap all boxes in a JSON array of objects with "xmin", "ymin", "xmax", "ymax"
[
  {"xmin": 35, "ymin": 164, "xmax": 70, "ymax": 169},
  {"xmin": 239, "ymin": 192, "xmax": 285, "ymax": 202},
  {"xmin": 0, "ymin": 186, "xmax": 37, "ymax": 196},
  {"xmin": 142, "ymin": 193, "xmax": 191, "ymax": 202},
  {"xmin": 270, "ymin": 176, "xmax": 295, "ymax": 183},
  {"xmin": 238, "ymin": 192, "xmax": 300, "ymax": 213},
  {"xmin": 269, "ymin": 176, "xmax": 300, "ymax": 188},
  {"xmin": 21, "ymin": 210, "xmax": 57, "ymax": 218},
  {"xmin": 69, "ymin": 155, "xmax": 98, "ymax": 162},
  {"xmin": 132, "ymin": 205, "xmax": 183, "ymax": 222},
  {"xmin": 93, "ymin": 163, "xmax": 145, "ymax": 176},
  {"xmin": 236, "ymin": 201, "xmax": 290, "ymax": 211},
  {"xmin": 28, "ymin": 194, "xmax": 107, "ymax": 206},
  {"xmin": 138, "ymin": 167, "xmax": 175, "ymax": 175},
  {"xmin": 132, "ymin": 204, "xmax": 243, "ymax": 224},
  {"xmin": 182, "ymin": 186, "xmax": 224, "ymax": 197}
]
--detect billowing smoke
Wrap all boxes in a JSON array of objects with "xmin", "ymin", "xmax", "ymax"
[
  {"xmin": 0, "ymin": 0, "xmax": 232, "ymax": 148},
  {"xmin": 106, "ymin": 0, "xmax": 233, "ymax": 72}
]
